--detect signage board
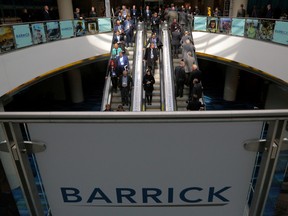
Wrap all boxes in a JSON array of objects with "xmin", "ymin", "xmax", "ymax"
[{"xmin": 28, "ymin": 120, "xmax": 263, "ymax": 215}]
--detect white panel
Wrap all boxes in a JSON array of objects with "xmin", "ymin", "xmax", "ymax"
[
  {"xmin": 28, "ymin": 120, "xmax": 263, "ymax": 216},
  {"xmin": 0, "ymin": 33, "xmax": 113, "ymax": 97},
  {"xmin": 193, "ymin": 32, "xmax": 288, "ymax": 83}
]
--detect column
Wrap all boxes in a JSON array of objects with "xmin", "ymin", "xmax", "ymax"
[
  {"xmin": 57, "ymin": 0, "xmax": 74, "ymax": 20},
  {"xmin": 223, "ymin": 67, "xmax": 239, "ymax": 101},
  {"xmin": 68, "ymin": 69, "xmax": 84, "ymax": 103},
  {"xmin": 230, "ymin": 0, "xmax": 248, "ymax": 17}
]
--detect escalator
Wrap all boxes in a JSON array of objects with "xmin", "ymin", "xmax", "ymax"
[
  {"xmin": 144, "ymin": 29, "xmax": 162, "ymax": 111},
  {"xmin": 171, "ymin": 29, "xmax": 204, "ymax": 111},
  {"xmin": 101, "ymin": 27, "xmax": 137, "ymax": 111}
]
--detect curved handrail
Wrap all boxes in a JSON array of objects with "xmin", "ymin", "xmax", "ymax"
[
  {"xmin": 193, "ymin": 16, "xmax": 288, "ymax": 46},
  {"xmin": 0, "ymin": 17, "xmax": 113, "ymax": 54}
]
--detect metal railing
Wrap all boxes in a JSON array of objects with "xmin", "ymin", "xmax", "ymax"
[
  {"xmin": 193, "ymin": 16, "xmax": 288, "ymax": 46},
  {"xmin": 0, "ymin": 17, "xmax": 114, "ymax": 54}
]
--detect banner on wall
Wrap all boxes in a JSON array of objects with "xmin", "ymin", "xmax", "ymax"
[
  {"xmin": 31, "ymin": 23, "xmax": 46, "ymax": 44},
  {"xmin": 259, "ymin": 20, "xmax": 275, "ymax": 41},
  {"xmin": 219, "ymin": 17, "xmax": 232, "ymax": 34},
  {"xmin": 13, "ymin": 24, "xmax": 33, "ymax": 48},
  {"xmin": 231, "ymin": 18, "xmax": 245, "ymax": 36},
  {"xmin": 245, "ymin": 19, "xmax": 259, "ymax": 39},
  {"xmin": 194, "ymin": 16, "xmax": 207, "ymax": 31},
  {"xmin": 272, "ymin": 21, "xmax": 288, "ymax": 45},
  {"xmin": 98, "ymin": 18, "xmax": 112, "ymax": 32},
  {"xmin": 46, "ymin": 21, "xmax": 60, "ymax": 41},
  {"xmin": 28, "ymin": 120, "xmax": 263, "ymax": 216},
  {"xmin": 74, "ymin": 20, "xmax": 86, "ymax": 36},
  {"xmin": 59, "ymin": 20, "xmax": 74, "ymax": 39},
  {"xmin": 207, "ymin": 17, "xmax": 218, "ymax": 33},
  {"xmin": 87, "ymin": 22, "xmax": 97, "ymax": 34},
  {"xmin": 0, "ymin": 26, "xmax": 15, "ymax": 52}
]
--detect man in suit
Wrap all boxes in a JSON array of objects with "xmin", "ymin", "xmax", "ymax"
[
  {"xmin": 123, "ymin": 15, "xmax": 134, "ymax": 47},
  {"xmin": 143, "ymin": 5, "xmax": 152, "ymax": 29},
  {"xmin": 113, "ymin": 30, "xmax": 125, "ymax": 51},
  {"xmin": 118, "ymin": 69, "xmax": 133, "ymax": 106},
  {"xmin": 116, "ymin": 51, "xmax": 129, "ymax": 76},
  {"xmin": 151, "ymin": 12, "xmax": 160, "ymax": 35},
  {"xmin": 113, "ymin": 20, "xmax": 124, "ymax": 34},
  {"xmin": 174, "ymin": 60, "xmax": 186, "ymax": 98},
  {"xmin": 42, "ymin": 5, "xmax": 51, "ymax": 21},
  {"xmin": 144, "ymin": 43, "xmax": 158, "ymax": 75}
]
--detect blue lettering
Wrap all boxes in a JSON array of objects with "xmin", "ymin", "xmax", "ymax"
[
  {"xmin": 61, "ymin": 187, "xmax": 82, "ymax": 202},
  {"xmin": 16, "ymin": 33, "xmax": 30, "ymax": 38},
  {"xmin": 180, "ymin": 187, "xmax": 202, "ymax": 203},
  {"xmin": 87, "ymin": 188, "xmax": 112, "ymax": 203},
  {"xmin": 142, "ymin": 188, "xmax": 162, "ymax": 203},
  {"xmin": 168, "ymin": 188, "xmax": 173, "ymax": 203},
  {"xmin": 208, "ymin": 187, "xmax": 230, "ymax": 202},
  {"xmin": 116, "ymin": 188, "xmax": 136, "ymax": 203}
]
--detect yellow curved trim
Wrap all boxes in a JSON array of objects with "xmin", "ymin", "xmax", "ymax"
[
  {"xmin": 4, "ymin": 53, "xmax": 110, "ymax": 97},
  {"xmin": 196, "ymin": 52, "xmax": 287, "ymax": 85}
]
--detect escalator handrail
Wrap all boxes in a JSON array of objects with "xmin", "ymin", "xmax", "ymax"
[
  {"xmin": 101, "ymin": 32, "xmax": 116, "ymax": 111},
  {"xmin": 131, "ymin": 22, "xmax": 144, "ymax": 112},
  {"xmin": 161, "ymin": 22, "xmax": 177, "ymax": 111}
]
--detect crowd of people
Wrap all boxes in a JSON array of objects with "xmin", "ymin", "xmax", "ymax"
[{"xmin": 104, "ymin": 3, "xmax": 206, "ymax": 111}]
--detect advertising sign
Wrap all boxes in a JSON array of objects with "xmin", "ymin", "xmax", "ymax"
[
  {"xmin": 28, "ymin": 120, "xmax": 263, "ymax": 216},
  {"xmin": 59, "ymin": 20, "xmax": 74, "ymax": 39},
  {"xmin": 272, "ymin": 21, "xmax": 288, "ymax": 45},
  {"xmin": 87, "ymin": 22, "xmax": 97, "ymax": 34},
  {"xmin": 259, "ymin": 20, "xmax": 274, "ymax": 41},
  {"xmin": 193, "ymin": 16, "xmax": 207, "ymax": 31},
  {"xmin": 207, "ymin": 17, "xmax": 218, "ymax": 33},
  {"xmin": 0, "ymin": 26, "xmax": 15, "ymax": 52},
  {"xmin": 219, "ymin": 17, "xmax": 232, "ymax": 34},
  {"xmin": 231, "ymin": 18, "xmax": 245, "ymax": 36},
  {"xmin": 31, "ymin": 23, "xmax": 46, "ymax": 44},
  {"xmin": 74, "ymin": 20, "xmax": 86, "ymax": 36},
  {"xmin": 13, "ymin": 24, "xmax": 33, "ymax": 48},
  {"xmin": 46, "ymin": 21, "xmax": 60, "ymax": 41},
  {"xmin": 245, "ymin": 19, "xmax": 259, "ymax": 39},
  {"xmin": 98, "ymin": 18, "xmax": 112, "ymax": 33}
]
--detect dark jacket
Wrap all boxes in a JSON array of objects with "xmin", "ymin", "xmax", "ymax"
[
  {"xmin": 143, "ymin": 74, "xmax": 155, "ymax": 92},
  {"xmin": 144, "ymin": 47, "xmax": 158, "ymax": 66}
]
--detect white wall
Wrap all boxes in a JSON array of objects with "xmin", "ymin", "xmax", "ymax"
[
  {"xmin": 0, "ymin": 31, "xmax": 288, "ymax": 98},
  {"xmin": 0, "ymin": 33, "xmax": 113, "ymax": 98},
  {"xmin": 193, "ymin": 32, "xmax": 288, "ymax": 84}
]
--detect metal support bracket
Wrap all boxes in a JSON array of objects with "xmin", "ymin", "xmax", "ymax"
[
  {"xmin": 0, "ymin": 140, "xmax": 46, "ymax": 153},
  {"xmin": 244, "ymin": 138, "xmax": 288, "ymax": 153},
  {"xmin": 243, "ymin": 139, "xmax": 267, "ymax": 152},
  {"xmin": 0, "ymin": 140, "xmax": 8, "ymax": 152}
]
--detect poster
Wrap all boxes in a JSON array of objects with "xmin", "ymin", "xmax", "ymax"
[
  {"xmin": 59, "ymin": 20, "xmax": 74, "ymax": 39},
  {"xmin": 259, "ymin": 20, "xmax": 275, "ymax": 41},
  {"xmin": 245, "ymin": 19, "xmax": 259, "ymax": 39},
  {"xmin": 0, "ymin": 26, "xmax": 15, "ymax": 52},
  {"xmin": 74, "ymin": 20, "xmax": 86, "ymax": 36},
  {"xmin": 219, "ymin": 17, "xmax": 232, "ymax": 34},
  {"xmin": 207, "ymin": 17, "xmax": 218, "ymax": 33},
  {"xmin": 231, "ymin": 18, "xmax": 245, "ymax": 36},
  {"xmin": 98, "ymin": 18, "xmax": 112, "ymax": 33},
  {"xmin": 272, "ymin": 21, "xmax": 288, "ymax": 45},
  {"xmin": 13, "ymin": 24, "xmax": 33, "ymax": 48},
  {"xmin": 87, "ymin": 22, "xmax": 97, "ymax": 34},
  {"xmin": 193, "ymin": 16, "xmax": 207, "ymax": 31},
  {"xmin": 46, "ymin": 21, "xmax": 60, "ymax": 41},
  {"xmin": 31, "ymin": 23, "xmax": 46, "ymax": 44}
]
